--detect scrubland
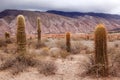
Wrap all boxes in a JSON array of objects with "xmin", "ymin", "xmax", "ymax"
[{"xmin": 0, "ymin": 34, "xmax": 120, "ymax": 80}]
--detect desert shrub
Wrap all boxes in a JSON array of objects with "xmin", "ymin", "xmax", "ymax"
[
  {"xmin": 43, "ymin": 39, "xmax": 52, "ymax": 48},
  {"xmin": 60, "ymin": 50, "xmax": 69, "ymax": 59},
  {"xmin": 49, "ymin": 47, "xmax": 61, "ymax": 58},
  {"xmin": 71, "ymin": 41, "xmax": 87, "ymax": 54},
  {"xmin": 85, "ymin": 47, "xmax": 94, "ymax": 54},
  {"xmin": 80, "ymin": 54, "xmax": 97, "ymax": 77},
  {"xmin": 81, "ymin": 46, "xmax": 120, "ymax": 77},
  {"xmin": 109, "ymin": 48, "xmax": 120, "ymax": 77},
  {"xmin": 10, "ymin": 61, "xmax": 28, "ymax": 75},
  {"xmin": 45, "ymin": 38, "xmax": 66, "ymax": 51},
  {"xmin": 38, "ymin": 61, "xmax": 57, "ymax": 76},
  {"xmin": 2, "ymin": 43, "xmax": 17, "ymax": 54},
  {"xmin": 108, "ymin": 47, "xmax": 115, "ymax": 55},
  {"xmin": 55, "ymin": 39, "xmax": 66, "ymax": 50},
  {"xmin": 0, "ymin": 53, "xmax": 8, "ymax": 62},
  {"xmin": 5, "ymin": 38, "xmax": 13, "ymax": 44},
  {"xmin": 35, "ymin": 42, "xmax": 46, "ymax": 49},
  {"xmin": 114, "ymin": 43, "xmax": 119, "ymax": 48},
  {"xmin": 0, "ymin": 53, "xmax": 39, "ymax": 75},
  {"xmin": 30, "ymin": 39, "xmax": 46, "ymax": 49},
  {"xmin": 80, "ymin": 54, "xmax": 109, "ymax": 77},
  {"xmin": 0, "ymin": 57, "xmax": 16, "ymax": 70},
  {"xmin": 0, "ymin": 39, "xmax": 7, "ymax": 47},
  {"xmin": 39, "ymin": 47, "xmax": 50, "ymax": 56},
  {"xmin": 49, "ymin": 47, "xmax": 69, "ymax": 58}
]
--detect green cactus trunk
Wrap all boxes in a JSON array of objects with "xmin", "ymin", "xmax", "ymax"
[
  {"xmin": 66, "ymin": 32, "xmax": 71, "ymax": 52},
  {"xmin": 94, "ymin": 24, "xmax": 108, "ymax": 77},
  {"xmin": 37, "ymin": 17, "xmax": 41, "ymax": 44},
  {"xmin": 16, "ymin": 15, "xmax": 26, "ymax": 55}
]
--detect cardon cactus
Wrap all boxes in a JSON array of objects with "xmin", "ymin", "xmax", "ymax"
[
  {"xmin": 16, "ymin": 15, "xmax": 26, "ymax": 54},
  {"xmin": 37, "ymin": 17, "xmax": 41, "ymax": 43},
  {"xmin": 94, "ymin": 24, "xmax": 108, "ymax": 77},
  {"xmin": 66, "ymin": 32, "xmax": 71, "ymax": 52}
]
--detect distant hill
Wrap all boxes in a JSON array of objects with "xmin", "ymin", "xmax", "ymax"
[
  {"xmin": 0, "ymin": 9, "xmax": 120, "ymax": 36},
  {"xmin": 47, "ymin": 10, "xmax": 120, "ymax": 19}
]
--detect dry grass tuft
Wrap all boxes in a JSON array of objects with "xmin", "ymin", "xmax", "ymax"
[
  {"xmin": 49, "ymin": 47, "xmax": 69, "ymax": 58},
  {"xmin": 38, "ymin": 61, "xmax": 57, "ymax": 76},
  {"xmin": 79, "ymin": 54, "xmax": 110, "ymax": 78},
  {"xmin": 39, "ymin": 47, "xmax": 50, "ymax": 56},
  {"xmin": 0, "ymin": 54, "xmax": 39, "ymax": 75},
  {"xmin": 71, "ymin": 41, "xmax": 88, "ymax": 54},
  {"xmin": 60, "ymin": 50, "xmax": 69, "ymax": 59},
  {"xmin": 5, "ymin": 38, "xmax": 13, "ymax": 44},
  {"xmin": 80, "ymin": 54, "xmax": 97, "ymax": 77},
  {"xmin": 49, "ymin": 47, "xmax": 61, "ymax": 58},
  {"xmin": 0, "ymin": 50, "xmax": 57, "ymax": 76},
  {"xmin": 0, "ymin": 39, "xmax": 7, "ymax": 47},
  {"xmin": 55, "ymin": 39, "xmax": 66, "ymax": 50},
  {"xmin": 35, "ymin": 41, "xmax": 46, "ymax": 49},
  {"xmin": 109, "ymin": 47, "xmax": 120, "ymax": 77},
  {"xmin": 27, "ymin": 38, "xmax": 47, "ymax": 49},
  {"xmin": 3, "ymin": 43, "xmax": 17, "ymax": 54}
]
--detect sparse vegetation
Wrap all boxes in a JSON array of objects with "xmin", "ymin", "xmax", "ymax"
[
  {"xmin": 0, "ymin": 39, "xmax": 7, "ymax": 47},
  {"xmin": 38, "ymin": 61, "xmax": 57, "ymax": 76},
  {"xmin": 0, "ymin": 14, "xmax": 120, "ymax": 80},
  {"xmin": 0, "ymin": 54, "xmax": 38, "ymax": 75}
]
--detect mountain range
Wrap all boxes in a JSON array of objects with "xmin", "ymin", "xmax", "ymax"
[{"xmin": 0, "ymin": 9, "xmax": 120, "ymax": 36}]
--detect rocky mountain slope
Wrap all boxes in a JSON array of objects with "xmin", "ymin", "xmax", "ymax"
[{"xmin": 0, "ymin": 9, "xmax": 120, "ymax": 36}]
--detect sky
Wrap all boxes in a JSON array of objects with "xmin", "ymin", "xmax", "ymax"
[{"xmin": 0, "ymin": 0, "xmax": 120, "ymax": 15}]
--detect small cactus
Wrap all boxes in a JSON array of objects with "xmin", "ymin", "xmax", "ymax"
[
  {"xmin": 16, "ymin": 15, "xmax": 26, "ymax": 55},
  {"xmin": 94, "ymin": 24, "xmax": 108, "ymax": 77},
  {"xmin": 4, "ymin": 32, "xmax": 11, "ymax": 43},
  {"xmin": 66, "ymin": 32, "xmax": 71, "ymax": 52},
  {"xmin": 37, "ymin": 17, "xmax": 41, "ymax": 44},
  {"xmin": 5, "ymin": 32, "xmax": 10, "ymax": 39}
]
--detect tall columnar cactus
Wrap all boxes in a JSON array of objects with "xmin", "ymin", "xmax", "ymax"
[
  {"xmin": 16, "ymin": 15, "xmax": 26, "ymax": 55},
  {"xmin": 66, "ymin": 32, "xmax": 71, "ymax": 52},
  {"xmin": 37, "ymin": 17, "xmax": 41, "ymax": 43},
  {"xmin": 94, "ymin": 24, "xmax": 108, "ymax": 77}
]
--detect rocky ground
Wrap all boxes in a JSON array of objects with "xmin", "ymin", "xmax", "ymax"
[{"xmin": 0, "ymin": 37, "xmax": 120, "ymax": 80}]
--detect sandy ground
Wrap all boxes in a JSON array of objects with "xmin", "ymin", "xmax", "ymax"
[
  {"xmin": 0, "ymin": 40, "xmax": 120, "ymax": 80},
  {"xmin": 0, "ymin": 53, "xmax": 120, "ymax": 80}
]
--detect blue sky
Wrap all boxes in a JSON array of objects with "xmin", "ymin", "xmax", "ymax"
[{"xmin": 0, "ymin": 0, "xmax": 120, "ymax": 14}]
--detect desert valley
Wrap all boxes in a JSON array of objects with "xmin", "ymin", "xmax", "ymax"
[{"xmin": 0, "ymin": 9, "xmax": 120, "ymax": 80}]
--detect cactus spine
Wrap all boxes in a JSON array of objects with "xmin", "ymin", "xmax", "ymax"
[
  {"xmin": 37, "ymin": 17, "xmax": 41, "ymax": 44},
  {"xmin": 66, "ymin": 32, "xmax": 71, "ymax": 52},
  {"xmin": 94, "ymin": 24, "xmax": 108, "ymax": 77},
  {"xmin": 16, "ymin": 15, "xmax": 26, "ymax": 55}
]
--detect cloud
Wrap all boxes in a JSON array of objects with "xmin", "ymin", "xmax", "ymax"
[{"xmin": 0, "ymin": 0, "xmax": 120, "ymax": 14}]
